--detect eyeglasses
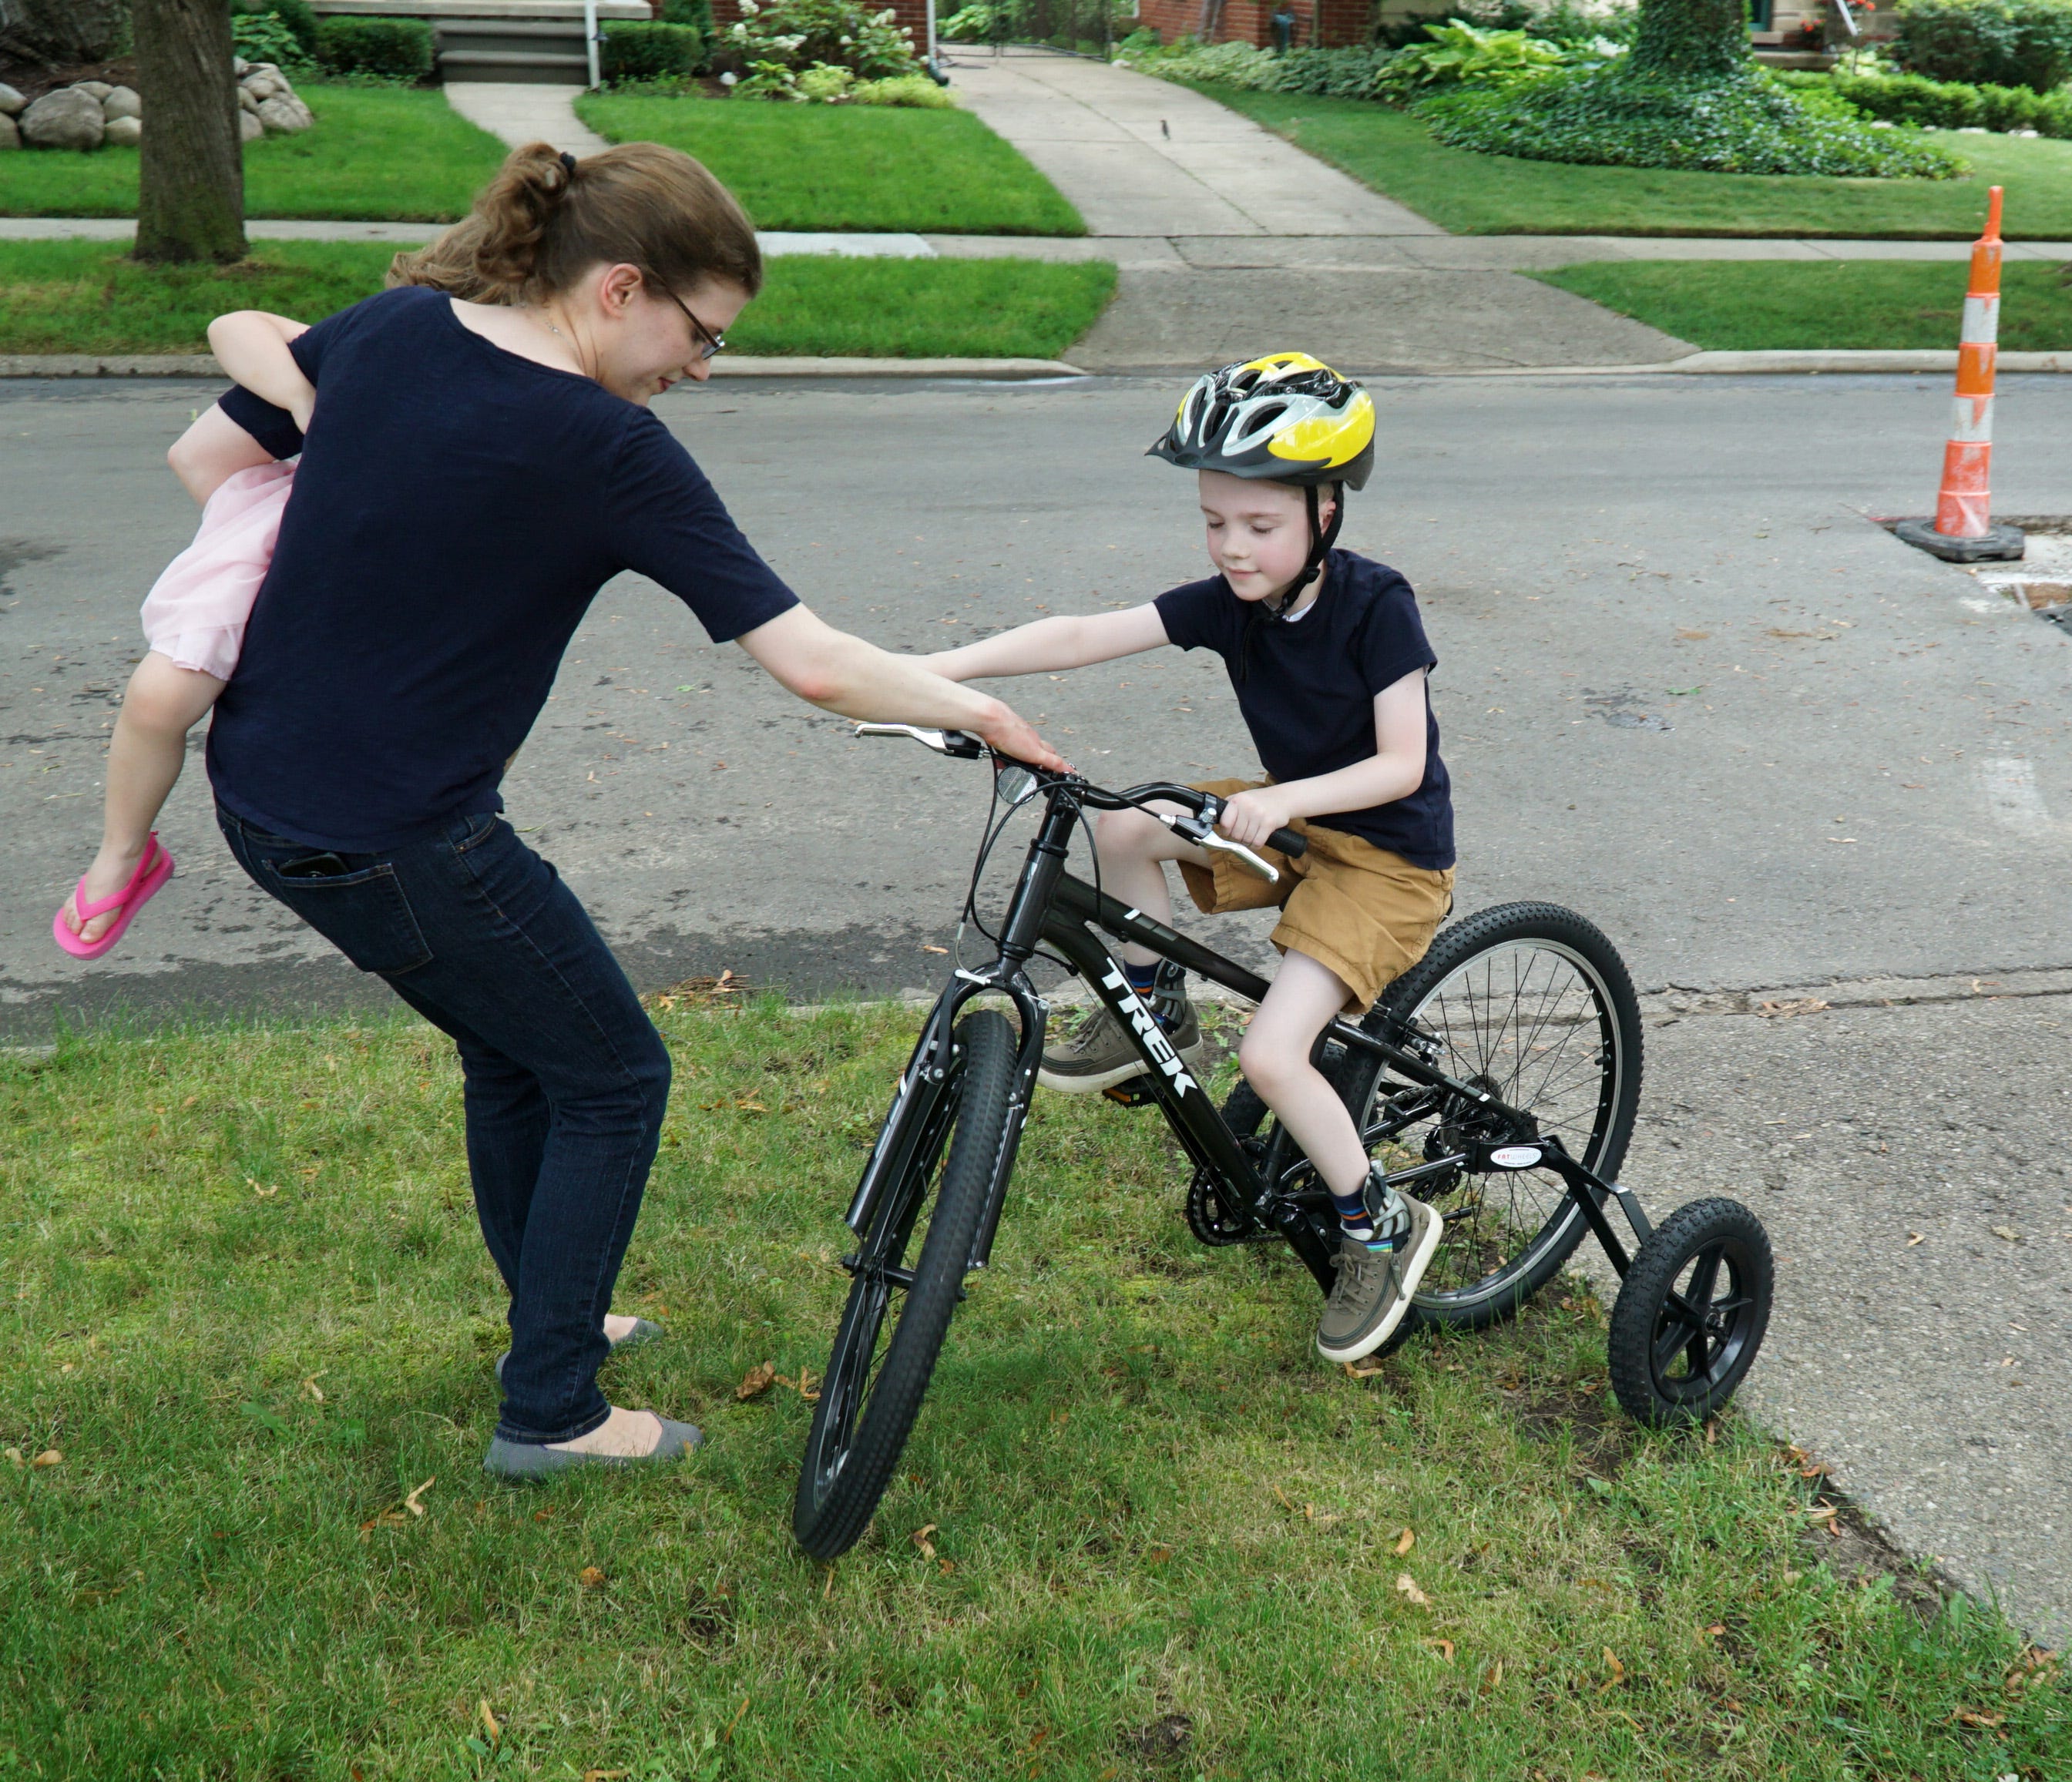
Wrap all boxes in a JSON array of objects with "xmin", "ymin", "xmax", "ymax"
[{"xmin": 657, "ymin": 283, "xmax": 727, "ymax": 363}]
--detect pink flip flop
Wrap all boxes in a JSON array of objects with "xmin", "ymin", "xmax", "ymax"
[{"xmin": 52, "ymin": 834, "xmax": 175, "ymax": 960}]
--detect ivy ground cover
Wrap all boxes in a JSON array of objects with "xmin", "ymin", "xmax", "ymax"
[
  {"xmin": 0, "ymin": 1002, "xmax": 2063, "ymax": 1778},
  {"xmin": 1188, "ymin": 83, "xmax": 2072, "ymax": 237},
  {"xmin": 0, "ymin": 88, "xmax": 509, "ymax": 221},
  {"xmin": 0, "ymin": 240, "xmax": 1115, "ymax": 360},
  {"xmin": 576, "ymin": 94, "xmax": 1086, "ymax": 234},
  {"xmin": 1533, "ymin": 259, "xmax": 2072, "ymax": 349}
]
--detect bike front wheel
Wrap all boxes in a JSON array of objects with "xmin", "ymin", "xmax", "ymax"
[
  {"xmin": 1341, "ymin": 901, "xmax": 1644, "ymax": 1334},
  {"xmin": 793, "ymin": 1008, "xmax": 1018, "ymax": 1561}
]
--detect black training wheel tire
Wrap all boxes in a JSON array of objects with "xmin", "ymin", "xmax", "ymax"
[
  {"xmin": 792, "ymin": 1009, "xmax": 1017, "ymax": 1561},
  {"xmin": 1607, "ymin": 1196, "xmax": 1773, "ymax": 1428},
  {"xmin": 1342, "ymin": 901, "xmax": 1644, "ymax": 1337}
]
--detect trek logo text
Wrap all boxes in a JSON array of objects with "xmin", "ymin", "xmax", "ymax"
[{"xmin": 1098, "ymin": 961, "xmax": 1198, "ymax": 1099}]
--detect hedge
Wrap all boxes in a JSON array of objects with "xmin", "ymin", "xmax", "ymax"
[
  {"xmin": 601, "ymin": 18, "xmax": 706, "ymax": 81},
  {"xmin": 1889, "ymin": 0, "xmax": 2072, "ymax": 92},
  {"xmin": 315, "ymin": 16, "xmax": 436, "ymax": 81},
  {"xmin": 1778, "ymin": 65, "xmax": 2072, "ymax": 133}
]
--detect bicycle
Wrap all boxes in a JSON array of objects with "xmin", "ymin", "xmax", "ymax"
[{"xmin": 793, "ymin": 725, "xmax": 1775, "ymax": 1560}]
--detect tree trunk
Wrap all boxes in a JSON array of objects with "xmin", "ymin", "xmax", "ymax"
[
  {"xmin": 133, "ymin": 0, "xmax": 246, "ymax": 263},
  {"xmin": 0, "ymin": 0, "xmax": 129, "ymax": 64},
  {"xmin": 1627, "ymin": 0, "xmax": 1753, "ymax": 79}
]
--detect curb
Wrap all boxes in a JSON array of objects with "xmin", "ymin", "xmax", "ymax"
[
  {"xmin": 0, "ymin": 354, "xmax": 1088, "ymax": 381},
  {"xmin": 1435, "ymin": 349, "xmax": 2072, "ymax": 376}
]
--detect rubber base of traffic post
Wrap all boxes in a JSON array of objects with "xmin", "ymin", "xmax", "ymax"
[{"xmin": 1890, "ymin": 517, "xmax": 2026, "ymax": 563}]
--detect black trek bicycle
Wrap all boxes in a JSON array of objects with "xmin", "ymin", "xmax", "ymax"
[{"xmin": 792, "ymin": 726, "xmax": 1775, "ymax": 1560}]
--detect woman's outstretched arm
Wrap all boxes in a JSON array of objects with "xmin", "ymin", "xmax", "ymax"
[
  {"xmin": 737, "ymin": 606, "xmax": 1068, "ymax": 770},
  {"xmin": 922, "ymin": 603, "xmax": 1169, "ymax": 682}
]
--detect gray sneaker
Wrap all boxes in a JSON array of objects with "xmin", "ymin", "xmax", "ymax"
[
  {"xmin": 1315, "ymin": 1194, "xmax": 1442, "ymax": 1364},
  {"xmin": 1037, "ymin": 989, "xmax": 1203, "ymax": 1096}
]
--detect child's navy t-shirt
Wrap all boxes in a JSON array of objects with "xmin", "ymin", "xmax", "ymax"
[
  {"xmin": 1153, "ymin": 549, "xmax": 1454, "ymax": 871},
  {"xmin": 209, "ymin": 283, "xmax": 798, "ymax": 851}
]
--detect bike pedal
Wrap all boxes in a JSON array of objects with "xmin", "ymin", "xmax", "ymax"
[{"xmin": 1103, "ymin": 1080, "xmax": 1160, "ymax": 1108}]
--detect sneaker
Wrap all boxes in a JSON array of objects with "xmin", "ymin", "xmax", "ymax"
[
  {"xmin": 1037, "ymin": 981, "xmax": 1203, "ymax": 1096},
  {"xmin": 1314, "ymin": 1194, "xmax": 1442, "ymax": 1364}
]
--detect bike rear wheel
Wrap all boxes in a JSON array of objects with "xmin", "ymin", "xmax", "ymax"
[
  {"xmin": 1341, "ymin": 902, "xmax": 1644, "ymax": 1334},
  {"xmin": 793, "ymin": 1008, "xmax": 1018, "ymax": 1561}
]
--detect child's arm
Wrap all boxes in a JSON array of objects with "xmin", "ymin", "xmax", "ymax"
[
  {"xmin": 207, "ymin": 310, "xmax": 315, "ymax": 434},
  {"xmin": 166, "ymin": 404, "xmax": 278, "ymax": 506},
  {"xmin": 923, "ymin": 604, "xmax": 1170, "ymax": 681},
  {"xmin": 1215, "ymin": 670, "xmax": 1430, "ymax": 849}
]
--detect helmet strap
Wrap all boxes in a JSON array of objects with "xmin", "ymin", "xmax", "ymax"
[{"xmin": 1263, "ymin": 481, "xmax": 1345, "ymax": 618}]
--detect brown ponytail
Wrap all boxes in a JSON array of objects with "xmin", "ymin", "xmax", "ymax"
[{"xmin": 387, "ymin": 139, "xmax": 761, "ymax": 306}]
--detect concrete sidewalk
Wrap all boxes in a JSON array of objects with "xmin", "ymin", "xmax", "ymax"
[{"xmin": 441, "ymin": 80, "xmax": 609, "ymax": 154}]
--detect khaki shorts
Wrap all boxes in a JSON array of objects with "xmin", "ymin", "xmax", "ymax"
[{"xmin": 1176, "ymin": 777, "xmax": 1455, "ymax": 1012}]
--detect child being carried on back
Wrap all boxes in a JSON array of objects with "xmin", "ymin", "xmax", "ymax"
[
  {"xmin": 53, "ymin": 310, "xmax": 314, "ymax": 957},
  {"xmin": 923, "ymin": 353, "xmax": 1457, "ymax": 1366}
]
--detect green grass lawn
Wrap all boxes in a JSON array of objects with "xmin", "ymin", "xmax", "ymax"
[
  {"xmin": 575, "ymin": 93, "xmax": 1086, "ymax": 235},
  {"xmin": 1187, "ymin": 83, "xmax": 2072, "ymax": 238},
  {"xmin": 0, "ymin": 1001, "xmax": 2063, "ymax": 1780},
  {"xmin": 0, "ymin": 87, "xmax": 510, "ymax": 222},
  {"xmin": 0, "ymin": 240, "xmax": 1115, "ymax": 358},
  {"xmin": 1534, "ymin": 259, "xmax": 2072, "ymax": 349}
]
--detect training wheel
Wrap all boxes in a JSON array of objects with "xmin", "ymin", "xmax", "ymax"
[{"xmin": 1607, "ymin": 1196, "xmax": 1773, "ymax": 1428}]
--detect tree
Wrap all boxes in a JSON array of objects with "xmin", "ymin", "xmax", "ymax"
[
  {"xmin": 0, "ymin": 0, "xmax": 129, "ymax": 64},
  {"xmin": 133, "ymin": 0, "xmax": 246, "ymax": 263},
  {"xmin": 1627, "ymin": 0, "xmax": 1757, "ymax": 80}
]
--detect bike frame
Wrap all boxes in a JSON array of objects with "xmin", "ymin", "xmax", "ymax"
[{"xmin": 842, "ymin": 774, "xmax": 1656, "ymax": 1297}]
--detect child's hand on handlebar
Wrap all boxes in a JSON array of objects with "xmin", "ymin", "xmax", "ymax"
[
  {"xmin": 972, "ymin": 699, "xmax": 1070, "ymax": 774},
  {"xmin": 1215, "ymin": 786, "xmax": 1298, "ymax": 851}
]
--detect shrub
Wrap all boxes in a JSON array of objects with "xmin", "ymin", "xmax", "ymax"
[
  {"xmin": 851, "ymin": 72, "xmax": 953, "ymax": 102},
  {"xmin": 721, "ymin": 0, "xmax": 918, "ymax": 79},
  {"xmin": 1417, "ymin": 64, "xmax": 1966, "ymax": 174},
  {"xmin": 601, "ymin": 19, "xmax": 705, "ymax": 81},
  {"xmin": 1378, "ymin": 0, "xmax": 1637, "ymax": 49},
  {"xmin": 1782, "ymin": 65, "xmax": 2072, "ymax": 131},
  {"xmin": 1889, "ymin": 0, "xmax": 2072, "ymax": 92},
  {"xmin": 660, "ymin": 0, "xmax": 717, "ymax": 39},
  {"xmin": 1273, "ymin": 44, "xmax": 1399, "ymax": 99},
  {"xmin": 1374, "ymin": 18, "xmax": 1570, "ymax": 95},
  {"xmin": 795, "ymin": 59, "xmax": 855, "ymax": 96},
  {"xmin": 1120, "ymin": 36, "xmax": 1280, "ymax": 86},
  {"xmin": 315, "ymin": 15, "xmax": 435, "ymax": 81},
  {"xmin": 232, "ymin": 0, "xmax": 321, "ymax": 59},
  {"xmin": 231, "ymin": 9, "xmax": 316, "ymax": 77}
]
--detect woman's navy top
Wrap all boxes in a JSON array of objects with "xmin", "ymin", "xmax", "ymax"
[{"xmin": 210, "ymin": 284, "xmax": 798, "ymax": 851}]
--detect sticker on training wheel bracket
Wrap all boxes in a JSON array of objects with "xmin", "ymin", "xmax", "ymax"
[{"xmin": 1489, "ymin": 1145, "xmax": 1544, "ymax": 1170}]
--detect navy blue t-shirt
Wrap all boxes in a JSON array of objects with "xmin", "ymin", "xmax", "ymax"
[
  {"xmin": 210, "ymin": 284, "xmax": 798, "ymax": 851},
  {"xmin": 1154, "ymin": 549, "xmax": 1454, "ymax": 871}
]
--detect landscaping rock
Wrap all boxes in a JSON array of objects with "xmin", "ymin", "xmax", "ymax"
[
  {"xmin": 0, "ymin": 82, "xmax": 26, "ymax": 116},
  {"xmin": 255, "ymin": 96, "xmax": 309, "ymax": 135},
  {"xmin": 0, "ymin": 115, "xmax": 17, "ymax": 151},
  {"xmin": 244, "ymin": 75, "xmax": 280, "ymax": 101},
  {"xmin": 238, "ymin": 85, "xmax": 262, "ymax": 113},
  {"xmin": 20, "ymin": 88, "xmax": 105, "ymax": 152},
  {"xmin": 101, "ymin": 86, "xmax": 140, "ymax": 121},
  {"xmin": 239, "ymin": 109, "xmax": 264, "ymax": 143},
  {"xmin": 233, "ymin": 57, "xmax": 252, "ymax": 76},
  {"xmin": 102, "ymin": 114, "xmax": 140, "ymax": 146},
  {"xmin": 75, "ymin": 79, "xmax": 114, "ymax": 99}
]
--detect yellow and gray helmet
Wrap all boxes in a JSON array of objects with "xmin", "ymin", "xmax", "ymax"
[{"xmin": 1148, "ymin": 353, "xmax": 1374, "ymax": 492}]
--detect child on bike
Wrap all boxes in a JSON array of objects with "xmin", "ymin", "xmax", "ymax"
[
  {"xmin": 923, "ymin": 353, "xmax": 1455, "ymax": 1364},
  {"xmin": 52, "ymin": 309, "xmax": 314, "ymax": 957}
]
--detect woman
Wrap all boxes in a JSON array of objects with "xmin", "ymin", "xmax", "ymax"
[{"xmin": 170, "ymin": 142, "xmax": 1060, "ymax": 1478}]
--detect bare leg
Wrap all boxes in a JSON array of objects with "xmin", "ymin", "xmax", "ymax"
[
  {"xmin": 1238, "ymin": 948, "xmax": 1372, "ymax": 1200},
  {"xmin": 62, "ymin": 653, "xmax": 223, "ymax": 944},
  {"xmin": 1089, "ymin": 803, "xmax": 1210, "ymax": 969}
]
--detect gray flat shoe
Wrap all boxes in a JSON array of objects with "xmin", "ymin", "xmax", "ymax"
[
  {"xmin": 495, "ymin": 1316, "xmax": 665, "ymax": 1386},
  {"xmin": 482, "ymin": 1415, "xmax": 703, "ymax": 1481}
]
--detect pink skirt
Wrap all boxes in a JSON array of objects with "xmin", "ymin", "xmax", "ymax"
[{"xmin": 140, "ymin": 460, "xmax": 295, "ymax": 683}]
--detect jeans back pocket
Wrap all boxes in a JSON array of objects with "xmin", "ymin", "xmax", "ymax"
[{"xmin": 257, "ymin": 857, "xmax": 433, "ymax": 977}]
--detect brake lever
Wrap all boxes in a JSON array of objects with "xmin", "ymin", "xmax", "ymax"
[
  {"xmin": 1157, "ymin": 811, "xmax": 1279, "ymax": 883},
  {"xmin": 855, "ymin": 723, "xmax": 986, "ymax": 759}
]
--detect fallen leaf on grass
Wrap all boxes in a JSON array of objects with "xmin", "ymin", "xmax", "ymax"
[
  {"xmin": 788, "ymin": 1368, "xmax": 820, "ymax": 1404},
  {"xmin": 31, "ymin": 1449, "xmax": 61, "ymax": 1469},
  {"xmin": 1393, "ymin": 1527, "xmax": 1415, "ymax": 1556},
  {"xmin": 578, "ymin": 1566, "xmax": 606, "ymax": 1589},
  {"xmin": 1952, "ymin": 1708, "xmax": 2005, "ymax": 1729},
  {"xmin": 403, "ymin": 1476, "xmax": 435, "ymax": 1517},
  {"xmin": 358, "ymin": 1511, "xmax": 408, "ymax": 1539},
  {"xmin": 1480, "ymin": 1660, "xmax": 1504, "ymax": 1694},
  {"xmin": 1394, "ymin": 1573, "xmax": 1432, "ymax": 1608},
  {"xmin": 912, "ymin": 1524, "xmax": 939, "ymax": 1562},
  {"xmin": 1702, "ymin": 1623, "xmax": 1727, "ymax": 1640},
  {"xmin": 1422, "ymin": 1638, "xmax": 1455, "ymax": 1661},
  {"xmin": 1342, "ymin": 1357, "xmax": 1388, "ymax": 1379},
  {"xmin": 2004, "ymin": 1646, "xmax": 2062, "ymax": 1696},
  {"xmin": 301, "ymin": 1372, "xmax": 327, "ymax": 1403},
  {"xmin": 1600, "ymin": 1647, "xmax": 1626, "ymax": 1691},
  {"xmin": 581, "ymin": 1770, "xmax": 629, "ymax": 1780},
  {"xmin": 2, "ymin": 1448, "xmax": 21, "ymax": 1468},
  {"xmin": 736, "ymin": 1361, "xmax": 777, "ymax": 1401},
  {"xmin": 476, "ymin": 1700, "xmax": 500, "ymax": 1745},
  {"xmin": 1144, "ymin": 1545, "xmax": 1174, "ymax": 1564}
]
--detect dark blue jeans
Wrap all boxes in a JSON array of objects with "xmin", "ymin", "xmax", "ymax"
[{"xmin": 219, "ymin": 803, "xmax": 671, "ymax": 1445}]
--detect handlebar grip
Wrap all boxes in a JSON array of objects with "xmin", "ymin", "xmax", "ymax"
[{"xmin": 1268, "ymin": 825, "xmax": 1308, "ymax": 858}]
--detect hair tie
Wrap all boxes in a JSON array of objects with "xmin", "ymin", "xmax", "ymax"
[{"xmin": 559, "ymin": 151, "xmax": 578, "ymax": 178}]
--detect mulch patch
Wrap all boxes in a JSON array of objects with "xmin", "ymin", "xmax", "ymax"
[{"xmin": 0, "ymin": 55, "xmax": 139, "ymax": 105}]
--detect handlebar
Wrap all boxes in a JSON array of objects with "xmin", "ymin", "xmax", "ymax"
[{"xmin": 854, "ymin": 723, "xmax": 1309, "ymax": 875}]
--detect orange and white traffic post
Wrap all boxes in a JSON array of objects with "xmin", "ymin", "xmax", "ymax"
[{"xmin": 1895, "ymin": 185, "xmax": 2025, "ymax": 562}]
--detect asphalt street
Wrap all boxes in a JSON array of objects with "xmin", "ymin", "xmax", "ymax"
[{"xmin": 3, "ymin": 370, "xmax": 2070, "ymax": 1638}]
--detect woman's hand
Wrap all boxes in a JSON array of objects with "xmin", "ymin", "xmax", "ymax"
[
  {"xmin": 1215, "ymin": 785, "xmax": 1300, "ymax": 850},
  {"xmin": 968, "ymin": 696, "xmax": 1069, "ymax": 774}
]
